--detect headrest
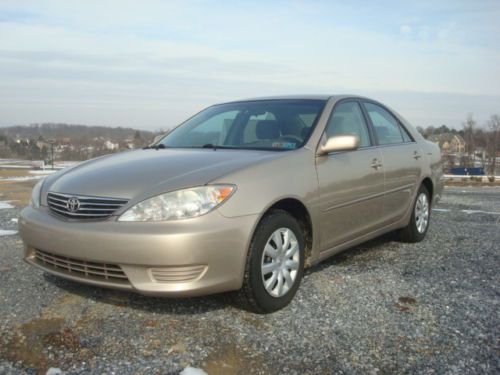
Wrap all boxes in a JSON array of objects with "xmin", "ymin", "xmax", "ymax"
[{"xmin": 256, "ymin": 120, "xmax": 280, "ymax": 140}]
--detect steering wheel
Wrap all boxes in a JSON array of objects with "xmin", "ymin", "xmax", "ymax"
[{"xmin": 278, "ymin": 135, "xmax": 302, "ymax": 143}]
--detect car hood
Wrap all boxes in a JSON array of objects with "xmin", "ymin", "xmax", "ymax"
[{"xmin": 43, "ymin": 148, "xmax": 281, "ymax": 201}]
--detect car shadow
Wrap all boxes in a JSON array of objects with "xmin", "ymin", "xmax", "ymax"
[
  {"xmin": 43, "ymin": 231, "xmax": 400, "ymax": 314},
  {"xmin": 43, "ymin": 273, "xmax": 229, "ymax": 315},
  {"xmin": 305, "ymin": 231, "xmax": 399, "ymax": 275}
]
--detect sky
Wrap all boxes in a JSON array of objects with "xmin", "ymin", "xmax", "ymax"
[{"xmin": 0, "ymin": 0, "xmax": 499, "ymax": 131}]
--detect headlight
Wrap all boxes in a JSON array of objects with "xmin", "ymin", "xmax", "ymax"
[
  {"xmin": 118, "ymin": 185, "xmax": 235, "ymax": 222},
  {"xmin": 30, "ymin": 179, "xmax": 44, "ymax": 208}
]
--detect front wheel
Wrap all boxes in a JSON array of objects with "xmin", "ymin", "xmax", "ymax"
[
  {"xmin": 234, "ymin": 210, "xmax": 305, "ymax": 313},
  {"xmin": 399, "ymin": 185, "xmax": 431, "ymax": 243}
]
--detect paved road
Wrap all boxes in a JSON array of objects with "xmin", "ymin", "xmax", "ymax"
[{"xmin": 0, "ymin": 186, "xmax": 498, "ymax": 374}]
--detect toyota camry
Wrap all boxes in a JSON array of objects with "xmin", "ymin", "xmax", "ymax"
[{"xmin": 19, "ymin": 95, "xmax": 444, "ymax": 313}]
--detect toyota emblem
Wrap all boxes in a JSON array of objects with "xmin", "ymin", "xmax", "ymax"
[{"xmin": 66, "ymin": 197, "xmax": 80, "ymax": 213}]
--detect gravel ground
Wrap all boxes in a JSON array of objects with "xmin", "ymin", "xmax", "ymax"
[{"xmin": 0, "ymin": 185, "xmax": 499, "ymax": 374}]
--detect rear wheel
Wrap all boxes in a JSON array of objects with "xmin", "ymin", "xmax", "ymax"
[
  {"xmin": 400, "ymin": 185, "xmax": 431, "ymax": 243},
  {"xmin": 234, "ymin": 210, "xmax": 305, "ymax": 313}
]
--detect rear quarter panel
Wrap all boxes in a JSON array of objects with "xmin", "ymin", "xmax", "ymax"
[
  {"xmin": 422, "ymin": 140, "xmax": 445, "ymax": 204},
  {"xmin": 392, "ymin": 109, "xmax": 444, "ymax": 204}
]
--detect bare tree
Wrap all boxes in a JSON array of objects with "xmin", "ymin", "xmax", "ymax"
[
  {"xmin": 462, "ymin": 114, "xmax": 476, "ymax": 167},
  {"xmin": 486, "ymin": 115, "xmax": 500, "ymax": 175}
]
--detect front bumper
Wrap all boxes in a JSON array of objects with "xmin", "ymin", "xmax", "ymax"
[{"xmin": 19, "ymin": 206, "xmax": 258, "ymax": 297}]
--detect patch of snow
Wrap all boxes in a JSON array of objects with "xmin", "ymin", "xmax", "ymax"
[
  {"xmin": 444, "ymin": 174, "xmax": 500, "ymax": 179},
  {"xmin": 432, "ymin": 208, "xmax": 450, "ymax": 212},
  {"xmin": 0, "ymin": 229, "xmax": 17, "ymax": 236},
  {"xmin": 45, "ymin": 368, "xmax": 63, "ymax": 375},
  {"xmin": 0, "ymin": 165, "xmax": 33, "ymax": 169},
  {"xmin": 180, "ymin": 367, "xmax": 208, "ymax": 375},
  {"xmin": 11, "ymin": 218, "xmax": 18, "ymax": 223},
  {"xmin": 461, "ymin": 209, "xmax": 500, "ymax": 215},
  {"xmin": 0, "ymin": 176, "xmax": 44, "ymax": 181},
  {"xmin": 29, "ymin": 170, "xmax": 57, "ymax": 175},
  {"xmin": 0, "ymin": 201, "xmax": 14, "ymax": 209}
]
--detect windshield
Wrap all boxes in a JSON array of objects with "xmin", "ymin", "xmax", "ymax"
[{"xmin": 157, "ymin": 99, "xmax": 326, "ymax": 151}]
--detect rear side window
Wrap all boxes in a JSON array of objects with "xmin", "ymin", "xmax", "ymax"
[
  {"xmin": 324, "ymin": 101, "xmax": 371, "ymax": 147},
  {"xmin": 364, "ymin": 103, "xmax": 404, "ymax": 145},
  {"xmin": 400, "ymin": 125, "xmax": 414, "ymax": 143}
]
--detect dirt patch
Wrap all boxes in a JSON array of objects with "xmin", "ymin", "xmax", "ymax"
[
  {"xmin": 2, "ymin": 317, "xmax": 79, "ymax": 374},
  {"xmin": 398, "ymin": 296, "xmax": 417, "ymax": 304},
  {"xmin": 394, "ymin": 296, "xmax": 417, "ymax": 312},
  {"xmin": 203, "ymin": 345, "xmax": 269, "ymax": 375}
]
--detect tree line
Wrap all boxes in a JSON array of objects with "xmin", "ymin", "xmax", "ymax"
[
  {"xmin": 0, "ymin": 123, "xmax": 156, "ymax": 161},
  {"xmin": 417, "ymin": 114, "xmax": 500, "ymax": 175}
]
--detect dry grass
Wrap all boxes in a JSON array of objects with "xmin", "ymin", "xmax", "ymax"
[
  {"xmin": 0, "ymin": 169, "xmax": 30, "ymax": 178},
  {"xmin": 0, "ymin": 169, "xmax": 37, "ymax": 207}
]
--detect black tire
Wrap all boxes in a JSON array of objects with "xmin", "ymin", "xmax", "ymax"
[
  {"xmin": 399, "ymin": 184, "xmax": 431, "ymax": 243},
  {"xmin": 234, "ymin": 209, "xmax": 305, "ymax": 313}
]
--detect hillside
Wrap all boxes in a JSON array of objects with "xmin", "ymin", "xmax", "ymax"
[
  {"xmin": 1, "ymin": 123, "xmax": 155, "ymax": 143},
  {"xmin": 0, "ymin": 123, "xmax": 158, "ymax": 161}
]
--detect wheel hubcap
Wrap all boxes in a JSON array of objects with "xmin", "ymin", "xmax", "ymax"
[
  {"xmin": 415, "ymin": 193, "xmax": 429, "ymax": 234},
  {"xmin": 261, "ymin": 228, "xmax": 300, "ymax": 298}
]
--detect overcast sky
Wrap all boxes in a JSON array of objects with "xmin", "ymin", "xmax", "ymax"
[{"xmin": 0, "ymin": 0, "xmax": 499, "ymax": 130}]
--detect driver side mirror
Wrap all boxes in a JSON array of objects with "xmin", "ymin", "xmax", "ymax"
[{"xmin": 318, "ymin": 135, "xmax": 360, "ymax": 155}]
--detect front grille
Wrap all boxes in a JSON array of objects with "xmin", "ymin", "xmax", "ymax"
[
  {"xmin": 47, "ymin": 192, "xmax": 128, "ymax": 220},
  {"xmin": 34, "ymin": 249, "xmax": 129, "ymax": 284}
]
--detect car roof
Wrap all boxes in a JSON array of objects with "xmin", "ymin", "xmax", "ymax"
[{"xmin": 218, "ymin": 94, "xmax": 369, "ymax": 104}]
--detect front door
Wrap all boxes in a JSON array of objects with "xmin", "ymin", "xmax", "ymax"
[{"xmin": 316, "ymin": 101, "xmax": 385, "ymax": 252}]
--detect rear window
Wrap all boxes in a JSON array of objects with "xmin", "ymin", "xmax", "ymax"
[{"xmin": 364, "ymin": 102, "xmax": 404, "ymax": 145}]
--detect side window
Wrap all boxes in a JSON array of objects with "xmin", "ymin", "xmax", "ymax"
[
  {"xmin": 364, "ymin": 103, "xmax": 404, "ymax": 145},
  {"xmin": 324, "ymin": 101, "xmax": 371, "ymax": 148},
  {"xmin": 400, "ymin": 124, "xmax": 414, "ymax": 143}
]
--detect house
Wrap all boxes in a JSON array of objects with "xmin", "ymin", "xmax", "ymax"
[
  {"xmin": 36, "ymin": 140, "xmax": 50, "ymax": 150},
  {"xmin": 427, "ymin": 133, "xmax": 466, "ymax": 156},
  {"xmin": 103, "ymin": 140, "xmax": 119, "ymax": 150}
]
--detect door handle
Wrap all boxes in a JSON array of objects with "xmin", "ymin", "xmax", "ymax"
[
  {"xmin": 370, "ymin": 159, "xmax": 382, "ymax": 170},
  {"xmin": 413, "ymin": 151, "xmax": 422, "ymax": 159}
]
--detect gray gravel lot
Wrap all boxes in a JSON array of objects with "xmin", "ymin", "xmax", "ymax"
[{"xmin": 0, "ymin": 186, "xmax": 499, "ymax": 374}]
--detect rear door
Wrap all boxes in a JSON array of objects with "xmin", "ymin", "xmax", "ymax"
[
  {"xmin": 316, "ymin": 101, "xmax": 385, "ymax": 252},
  {"xmin": 362, "ymin": 101, "xmax": 422, "ymax": 224}
]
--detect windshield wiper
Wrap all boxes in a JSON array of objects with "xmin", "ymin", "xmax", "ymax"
[
  {"xmin": 143, "ymin": 144, "xmax": 168, "ymax": 150},
  {"xmin": 201, "ymin": 144, "xmax": 234, "ymax": 150}
]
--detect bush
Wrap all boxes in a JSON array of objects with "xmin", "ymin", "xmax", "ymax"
[{"xmin": 488, "ymin": 176, "xmax": 495, "ymax": 183}]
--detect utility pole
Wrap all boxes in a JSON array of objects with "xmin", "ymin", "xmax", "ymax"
[{"xmin": 49, "ymin": 139, "xmax": 55, "ymax": 170}]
